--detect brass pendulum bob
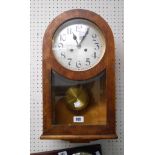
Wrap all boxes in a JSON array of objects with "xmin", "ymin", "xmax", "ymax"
[{"xmin": 65, "ymin": 86, "xmax": 89, "ymax": 111}]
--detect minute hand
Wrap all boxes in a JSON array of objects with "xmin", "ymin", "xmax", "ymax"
[{"xmin": 78, "ymin": 27, "xmax": 89, "ymax": 47}]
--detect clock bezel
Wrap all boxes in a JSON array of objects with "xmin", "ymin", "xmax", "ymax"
[
  {"xmin": 52, "ymin": 18, "xmax": 106, "ymax": 72},
  {"xmin": 43, "ymin": 9, "xmax": 114, "ymax": 80}
]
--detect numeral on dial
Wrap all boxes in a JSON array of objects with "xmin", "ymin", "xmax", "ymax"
[
  {"xmin": 58, "ymin": 43, "xmax": 63, "ymax": 48},
  {"xmin": 61, "ymin": 52, "xmax": 66, "ymax": 58},
  {"xmin": 76, "ymin": 61, "xmax": 81, "ymax": 68},
  {"xmin": 60, "ymin": 34, "xmax": 66, "ymax": 41},
  {"xmin": 95, "ymin": 42, "xmax": 100, "ymax": 50},
  {"xmin": 67, "ymin": 27, "xmax": 72, "ymax": 34},
  {"xmin": 76, "ymin": 25, "xmax": 82, "ymax": 32},
  {"xmin": 67, "ymin": 58, "xmax": 72, "ymax": 66},
  {"xmin": 92, "ymin": 33, "xmax": 97, "ymax": 38},
  {"xmin": 94, "ymin": 52, "xmax": 97, "ymax": 58},
  {"xmin": 86, "ymin": 58, "xmax": 90, "ymax": 66}
]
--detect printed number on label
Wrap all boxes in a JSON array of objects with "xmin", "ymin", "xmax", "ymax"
[{"xmin": 73, "ymin": 116, "xmax": 84, "ymax": 123}]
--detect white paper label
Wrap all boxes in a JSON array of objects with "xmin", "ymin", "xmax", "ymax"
[
  {"xmin": 73, "ymin": 116, "xmax": 84, "ymax": 123},
  {"xmin": 58, "ymin": 151, "xmax": 67, "ymax": 155},
  {"xmin": 74, "ymin": 100, "xmax": 81, "ymax": 108}
]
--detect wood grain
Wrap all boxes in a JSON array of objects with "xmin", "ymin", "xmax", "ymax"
[{"xmin": 42, "ymin": 9, "xmax": 117, "ymax": 142}]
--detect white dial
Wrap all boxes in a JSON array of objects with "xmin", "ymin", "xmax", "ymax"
[{"xmin": 52, "ymin": 19, "xmax": 106, "ymax": 71}]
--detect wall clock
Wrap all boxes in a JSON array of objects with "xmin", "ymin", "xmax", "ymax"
[{"xmin": 41, "ymin": 9, "xmax": 117, "ymax": 142}]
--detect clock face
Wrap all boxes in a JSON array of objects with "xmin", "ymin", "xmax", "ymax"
[{"xmin": 52, "ymin": 19, "xmax": 106, "ymax": 71}]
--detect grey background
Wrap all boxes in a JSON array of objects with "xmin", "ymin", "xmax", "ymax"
[{"xmin": 30, "ymin": 0, "xmax": 124, "ymax": 154}]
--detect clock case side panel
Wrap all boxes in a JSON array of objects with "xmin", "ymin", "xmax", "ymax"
[
  {"xmin": 106, "ymin": 28, "xmax": 117, "ymax": 136},
  {"xmin": 42, "ymin": 38, "xmax": 53, "ymax": 134},
  {"xmin": 41, "ymin": 9, "xmax": 117, "ymax": 141}
]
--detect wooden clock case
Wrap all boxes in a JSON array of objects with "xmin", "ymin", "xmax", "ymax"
[{"xmin": 41, "ymin": 9, "xmax": 117, "ymax": 142}]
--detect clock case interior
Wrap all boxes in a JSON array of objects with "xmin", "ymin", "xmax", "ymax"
[{"xmin": 41, "ymin": 9, "xmax": 117, "ymax": 142}]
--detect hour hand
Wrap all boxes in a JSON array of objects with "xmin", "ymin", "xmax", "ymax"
[{"xmin": 72, "ymin": 33, "xmax": 78, "ymax": 46}]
